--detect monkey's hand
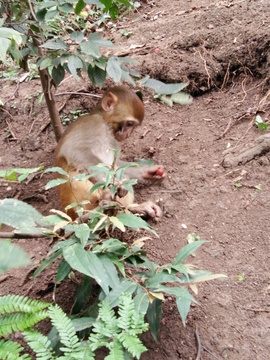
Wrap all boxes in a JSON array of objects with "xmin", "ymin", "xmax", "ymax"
[
  {"xmin": 128, "ymin": 201, "xmax": 162, "ymax": 222},
  {"xmin": 142, "ymin": 165, "xmax": 165, "ymax": 180}
]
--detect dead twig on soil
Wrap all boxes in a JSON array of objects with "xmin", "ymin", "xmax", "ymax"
[
  {"xmin": 197, "ymin": 46, "xmax": 212, "ymax": 89},
  {"xmin": 244, "ymin": 308, "xmax": 270, "ymax": 313},
  {"xmin": 1, "ymin": 107, "xmax": 14, "ymax": 122},
  {"xmin": 220, "ymin": 61, "xmax": 231, "ymax": 91},
  {"xmin": 195, "ymin": 325, "xmax": 202, "ymax": 360},
  {"xmin": 201, "ymin": 346, "xmax": 222, "ymax": 360},
  {"xmin": 3, "ymin": 116, "xmax": 18, "ymax": 140}
]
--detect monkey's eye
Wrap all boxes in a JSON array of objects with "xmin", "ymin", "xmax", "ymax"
[{"xmin": 126, "ymin": 121, "xmax": 134, "ymax": 127}]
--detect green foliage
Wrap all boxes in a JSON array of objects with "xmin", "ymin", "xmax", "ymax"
[
  {"xmin": 255, "ymin": 115, "xmax": 269, "ymax": 131},
  {"xmin": 0, "ymin": 160, "xmax": 227, "ymax": 355},
  {"xmin": 0, "ymin": 294, "xmax": 147, "ymax": 360},
  {"xmin": 0, "ymin": 295, "xmax": 50, "ymax": 336},
  {"xmin": 0, "ymin": 166, "xmax": 43, "ymax": 182},
  {"xmin": 89, "ymin": 294, "xmax": 148, "ymax": 359},
  {"xmin": 0, "ymin": 241, "xmax": 31, "ymax": 274},
  {"xmin": 1, "ymin": 1, "xmax": 190, "ymax": 97},
  {"xmin": 0, "ymin": 338, "xmax": 31, "ymax": 360}
]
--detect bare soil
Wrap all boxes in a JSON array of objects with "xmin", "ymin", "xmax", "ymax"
[{"xmin": 1, "ymin": 1, "xmax": 270, "ymax": 359}]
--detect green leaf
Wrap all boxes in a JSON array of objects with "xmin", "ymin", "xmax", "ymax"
[
  {"xmin": 146, "ymin": 273, "xmax": 181, "ymax": 288},
  {"xmin": 104, "ymin": 279, "xmax": 137, "ymax": 308},
  {"xmin": 116, "ymin": 213, "xmax": 157, "ymax": 235},
  {"xmin": 98, "ymin": 254, "xmax": 120, "ymax": 288},
  {"xmin": 0, "ymin": 241, "xmax": 31, "ymax": 274},
  {"xmin": 73, "ymin": 223, "xmax": 90, "ymax": 246},
  {"xmin": 0, "ymin": 27, "xmax": 22, "ymax": 44},
  {"xmin": 0, "ymin": 199, "xmax": 42, "ymax": 229},
  {"xmin": 52, "ymin": 65, "xmax": 65, "ymax": 85},
  {"xmin": 55, "ymin": 259, "xmax": 71, "ymax": 282},
  {"xmin": 171, "ymin": 91, "xmax": 193, "ymax": 105},
  {"xmin": 39, "ymin": 57, "xmax": 52, "ymax": 70},
  {"xmin": 68, "ymin": 55, "xmax": 83, "ymax": 79},
  {"xmin": 34, "ymin": 250, "xmax": 62, "ymax": 278},
  {"xmin": 175, "ymin": 287, "xmax": 194, "ymax": 325},
  {"xmin": 140, "ymin": 77, "xmax": 189, "ymax": 95},
  {"xmin": 0, "ymin": 37, "xmax": 10, "ymax": 62},
  {"xmin": 190, "ymin": 273, "xmax": 227, "ymax": 283},
  {"xmin": 109, "ymin": 216, "xmax": 126, "ymax": 232},
  {"xmin": 70, "ymin": 31, "xmax": 84, "ymax": 43},
  {"xmin": 87, "ymin": 65, "xmax": 106, "ymax": 88},
  {"xmin": 58, "ymin": 3, "xmax": 74, "ymax": 12},
  {"xmin": 146, "ymin": 298, "xmax": 162, "ymax": 342},
  {"xmin": 109, "ymin": 4, "xmax": 119, "ymax": 20},
  {"xmin": 173, "ymin": 240, "xmax": 206, "ymax": 265},
  {"xmin": 81, "ymin": 33, "xmax": 113, "ymax": 58},
  {"xmin": 75, "ymin": 0, "xmax": 86, "ymax": 14},
  {"xmin": 71, "ymin": 317, "xmax": 95, "ymax": 332},
  {"xmin": 41, "ymin": 40, "xmax": 68, "ymax": 50},
  {"xmin": 89, "ymin": 181, "xmax": 105, "ymax": 194},
  {"xmin": 160, "ymin": 95, "xmax": 173, "ymax": 107},
  {"xmin": 107, "ymin": 56, "xmax": 122, "ymax": 83},
  {"xmin": 133, "ymin": 292, "xmax": 149, "ymax": 315},
  {"xmin": 43, "ymin": 167, "xmax": 68, "ymax": 176},
  {"xmin": 63, "ymin": 243, "xmax": 114, "ymax": 294},
  {"xmin": 72, "ymin": 276, "xmax": 93, "ymax": 314},
  {"xmin": 45, "ymin": 178, "xmax": 68, "ymax": 190}
]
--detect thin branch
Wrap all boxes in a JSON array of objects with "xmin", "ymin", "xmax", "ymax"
[
  {"xmin": 0, "ymin": 232, "xmax": 51, "ymax": 239},
  {"xmin": 55, "ymin": 92, "xmax": 101, "ymax": 98}
]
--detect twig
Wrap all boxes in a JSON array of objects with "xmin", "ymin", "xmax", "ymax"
[
  {"xmin": 3, "ymin": 81, "xmax": 20, "ymax": 104},
  {"xmin": 1, "ymin": 108, "xmax": 14, "ymax": 121},
  {"xmin": 0, "ymin": 232, "xmax": 51, "ymax": 239},
  {"xmin": 55, "ymin": 91, "xmax": 101, "ymax": 98},
  {"xmin": 244, "ymin": 308, "xmax": 270, "ymax": 313},
  {"xmin": 234, "ymin": 118, "xmax": 254, "ymax": 147},
  {"xmin": 197, "ymin": 46, "xmax": 212, "ymax": 89},
  {"xmin": 202, "ymin": 345, "xmax": 222, "ymax": 360},
  {"xmin": 4, "ymin": 117, "xmax": 17, "ymax": 140},
  {"xmin": 217, "ymin": 117, "xmax": 232, "ymax": 139},
  {"xmin": 195, "ymin": 325, "xmax": 202, "ymax": 360},
  {"xmin": 140, "ymin": 129, "xmax": 150, "ymax": 138},
  {"xmin": 220, "ymin": 61, "xmax": 230, "ymax": 91}
]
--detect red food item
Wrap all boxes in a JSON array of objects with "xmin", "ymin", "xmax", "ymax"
[{"xmin": 156, "ymin": 168, "xmax": 164, "ymax": 176}]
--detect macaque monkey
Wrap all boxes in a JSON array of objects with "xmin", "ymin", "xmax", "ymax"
[{"xmin": 55, "ymin": 86, "xmax": 164, "ymax": 221}]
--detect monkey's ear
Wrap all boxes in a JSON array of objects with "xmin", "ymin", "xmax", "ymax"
[
  {"xmin": 101, "ymin": 92, "xmax": 118, "ymax": 111},
  {"xmin": 136, "ymin": 91, "xmax": 143, "ymax": 102}
]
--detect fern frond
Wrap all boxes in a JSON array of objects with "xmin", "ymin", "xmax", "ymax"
[
  {"xmin": 98, "ymin": 301, "xmax": 116, "ymax": 324},
  {"xmin": 57, "ymin": 346, "xmax": 95, "ymax": 360},
  {"xmin": 0, "ymin": 311, "xmax": 48, "ymax": 335},
  {"xmin": 0, "ymin": 338, "xmax": 31, "ymax": 360},
  {"xmin": 0, "ymin": 295, "xmax": 50, "ymax": 314},
  {"xmin": 48, "ymin": 305, "xmax": 80, "ymax": 352},
  {"xmin": 105, "ymin": 340, "xmax": 125, "ymax": 360},
  {"xmin": 23, "ymin": 329, "xmax": 54, "ymax": 360},
  {"xmin": 117, "ymin": 294, "xmax": 134, "ymax": 330},
  {"xmin": 118, "ymin": 332, "xmax": 147, "ymax": 359}
]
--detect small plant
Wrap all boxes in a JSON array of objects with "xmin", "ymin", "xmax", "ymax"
[
  {"xmin": 0, "ymin": 293, "xmax": 147, "ymax": 359},
  {"xmin": 255, "ymin": 115, "xmax": 269, "ymax": 131},
  {"xmin": 121, "ymin": 29, "xmax": 133, "ymax": 37}
]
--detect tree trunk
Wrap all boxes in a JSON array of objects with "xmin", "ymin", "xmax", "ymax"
[{"xmin": 33, "ymin": 37, "xmax": 63, "ymax": 142}]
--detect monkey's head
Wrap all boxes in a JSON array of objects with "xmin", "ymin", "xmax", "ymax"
[{"xmin": 100, "ymin": 86, "xmax": 144, "ymax": 142}]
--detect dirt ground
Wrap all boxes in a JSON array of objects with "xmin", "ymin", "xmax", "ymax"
[{"xmin": 1, "ymin": 0, "xmax": 270, "ymax": 359}]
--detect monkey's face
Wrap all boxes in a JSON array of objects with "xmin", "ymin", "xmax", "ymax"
[{"xmin": 114, "ymin": 119, "xmax": 139, "ymax": 141}]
